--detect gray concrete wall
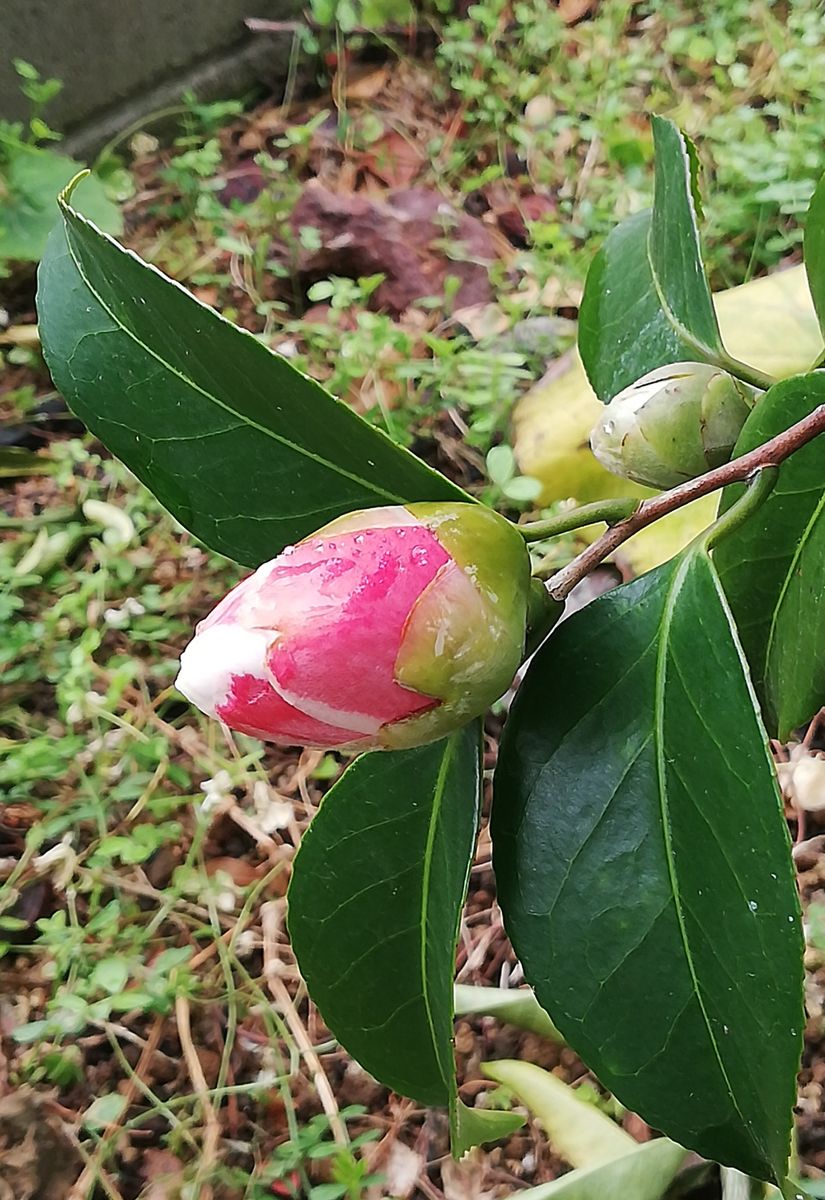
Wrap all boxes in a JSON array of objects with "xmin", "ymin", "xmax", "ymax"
[{"xmin": 1, "ymin": 1, "xmax": 301, "ymax": 152}]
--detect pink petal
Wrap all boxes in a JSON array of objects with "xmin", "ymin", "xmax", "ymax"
[
  {"xmin": 216, "ymin": 672, "xmax": 372, "ymax": 748},
  {"xmin": 196, "ymin": 566, "xmax": 264, "ymax": 634},
  {"xmin": 264, "ymin": 525, "xmax": 449, "ymax": 728}
]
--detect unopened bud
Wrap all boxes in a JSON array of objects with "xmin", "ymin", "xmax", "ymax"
[
  {"xmin": 590, "ymin": 362, "xmax": 757, "ymax": 490},
  {"xmin": 176, "ymin": 503, "xmax": 531, "ymax": 751}
]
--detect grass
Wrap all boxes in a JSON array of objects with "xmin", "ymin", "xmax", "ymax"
[{"xmin": 4, "ymin": 0, "xmax": 825, "ymax": 1195}]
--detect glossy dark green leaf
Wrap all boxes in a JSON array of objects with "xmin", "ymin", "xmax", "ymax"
[
  {"xmin": 804, "ymin": 171, "xmax": 825, "ymax": 338},
  {"xmin": 288, "ymin": 724, "xmax": 523, "ymax": 1152},
  {"xmin": 36, "ymin": 199, "xmax": 465, "ymax": 569},
  {"xmin": 579, "ymin": 118, "xmax": 721, "ymax": 403},
  {"xmin": 493, "ymin": 546, "xmax": 803, "ymax": 1183},
  {"xmin": 0, "ymin": 147, "xmax": 121, "ymax": 262},
  {"xmin": 647, "ymin": 115, "xmax": 722, "ymax": 356},
  {"xmin": 578, "ymin": 210, "xmax": 692, "ymax": 403},
  {"xmin": 715, "ymin": 373, "xmax": 825, "ymax": 738}
]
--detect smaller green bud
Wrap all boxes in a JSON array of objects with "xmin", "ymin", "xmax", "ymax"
[{"xmin": 590, "ymin": 362, "xmax": 758, "ymax": 490}]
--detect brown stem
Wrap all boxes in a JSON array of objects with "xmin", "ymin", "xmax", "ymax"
[{"xmin": 546, "ymin": 402, "xmax": 825, "ymax": 602}]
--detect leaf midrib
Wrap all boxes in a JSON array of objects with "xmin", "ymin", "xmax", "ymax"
[
  {"xmin": 420, "ymin": 734, "xmax": 458, "ymax": 1098},
  {"xmin": 646, "ymin": 119, "xmax": 721, "ymax": 358},
  {"xmin": 60, "ymin": 211, "xmax": 409, "ymax": 506},
  {"xmin": 653, "ymin": 552, "xmax": 754, "ymax": 1149},
  {"xmin": 645, "ymin": 232, "xmax": 718, "ymax": 362}
]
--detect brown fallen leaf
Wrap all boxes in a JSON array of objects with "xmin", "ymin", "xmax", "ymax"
[
  {"xmin": 496, "ymin": 192, "xmax": 557, "ymax": 247},
  {"xmin": 218, "ymin": 162, "xmax": 267, "ymax": 207},
  {"xmin": 339, "ymin": 63, "xmax": 391, "ymax": 101},
  {"xmin": 205, "ymin": 854, "xmax": 290, "ymax": 897},
  {"xmin": 290, "ymin": 182, "xmax": 497, "ymax": 315},
  {"xmin": 365, "ymin": 1137, "xmax": 423, "ymax": 1200},
  {"xmin": 0, "ymin": 1088, "xmax": 82, "ymax": 1200},
  {"xmin": 360, "ymin": 128, "xmax": 426, "ymax": 188},
  {"xmin": 441, "ymin": 1149, "xmax": 495, "ymax": 1200},
  {"xmin": 138, "ymin": 1148, "xmax": 185, "ymax": 1200},
  {"xmin": 558, "ymin": 0, "xmax": 597, "ymax": 23},
  {"xmin": 205, "ymin": 855, "xmax": 267, "ymax": 888},
  {"xmin": 301, "ymin": 302, "xmax": 362, "ymax": 331},
  {"xmin": 452, "ymin": 302, "xmax": 511, "ymax": 340}
]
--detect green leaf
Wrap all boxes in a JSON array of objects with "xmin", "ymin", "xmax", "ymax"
[
  {"xmin": 714, "ymin": 373, "xmax": 825, "ymax": 737},
  {"xmin": 309, "ymin": 1185, "xmax": 347, "ymax": 1200},
  {"xmin": 0, "ymin": 147, "xmax": 121, "ymax": 262},
  {"xmin": 512, "ymin": 1138, "xmax": 687, "ymax": 1200},
  {"xmin": 578, "ymin": 211, "xmax": 691, "ymax": 403},
  {"xmin": 289, "ymin": 723, "xmax": 520, "ymax": 1153},
  {"xmin": 451, "ymin": 1099, "xmax": 526, "ymax": 1159},
  {"xmin": 647, "ymin": 115, "xmax": 722, "ymax": 355},
  {"xmin": 579, "ymin": 118, "xmax": 722, "ymax": 404},
  {"xmin": 453, "ymin": 984, "xmax": 563, "ymax": 1041},
  {"xmin": 481, "ymin": 1060, "xmax": 637, "ymax": 1168},
  {"xmin": 804, "ymin": 171, "xmax": 825, "ymax": 339},
  {"xmin": 493, "ymin": 545, "xmax": 803, "ymax": 1182},
  {"xmin": 82, "ymin": 1092, "xmax": 128, "ymax": 1129},
  {"xmin": 36, "ymin": 200, "xmax": 466, "ymax": 569},
  {"xmin": 90, "ymin": 956, "xmax": 130, "ymax": 995},
  {"xmin": 481, "ymin": 1059, "xmax": 687, "ymax": 1200}
]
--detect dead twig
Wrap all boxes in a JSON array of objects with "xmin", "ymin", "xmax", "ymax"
[
  {"xmin": 261, "ymin": 900, "xmax": 348, "ymax": 1146},
  {"xmin": 69, "ymin": 1016, "xmax": 165, "ymax": 1199},
  {"xmin": 176, "ymin": 994, "xmax": 222, "ymax": 1199}
]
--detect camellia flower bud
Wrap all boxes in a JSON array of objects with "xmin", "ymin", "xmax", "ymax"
[
  {"xmin": 176, "ymin": 503, "xmax": 531, "ymax": 751},
  {"xmin": 590, "ymin": 362, "xmax": 757, "ymax": 490}
]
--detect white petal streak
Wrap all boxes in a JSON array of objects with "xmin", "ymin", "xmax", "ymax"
[
  {"xmin": 176, "ymin": 624, "xmax": 270, "ymax": 716},
  {"xmin": 267, "ymin": 655, "xmax": 380, "ymax": 736}
]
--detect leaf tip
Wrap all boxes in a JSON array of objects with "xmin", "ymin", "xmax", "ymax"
[
  {"xmin": 449, "ymin": 1096, "xmax": 526, "ymax": 1160},
  {"xmin": 58, "ymin": 170, "xmax": 90, "ymax": 209}
]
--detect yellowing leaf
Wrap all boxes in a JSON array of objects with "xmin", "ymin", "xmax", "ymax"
[
  {"xmin": 513, "ymin": 351, "xmax": 651, "ymax": 506},
  {"xmin": 513, "ymin": 1139, "xmax": 688, "ymax": 1200},
  {"xmin": 481, "ymin": 1059, "xmax": 636, "ymax": 1169},
  {"xmin": 714, "ymin": 265, "xmax": 822, "ymax": 380},
  {"xmin": 618, "ymin": 495, "xmax": 718, "ymax": 577}
]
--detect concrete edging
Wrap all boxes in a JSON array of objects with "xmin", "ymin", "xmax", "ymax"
[{"xmin": 2, "ymin": 1, "xmax": 302, "ymax": 156}]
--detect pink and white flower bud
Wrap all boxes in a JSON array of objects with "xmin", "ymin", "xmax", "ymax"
[{"xmin": 176, "ymin": 503, "xmax": 530, "ymax": 750}]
